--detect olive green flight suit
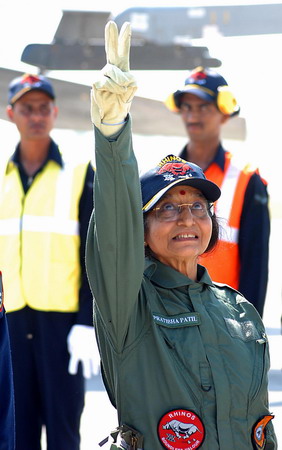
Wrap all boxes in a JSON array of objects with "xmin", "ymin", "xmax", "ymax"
[{"xmin": 86, "ymin": 118, "xmax": 277, "ymax": 449}]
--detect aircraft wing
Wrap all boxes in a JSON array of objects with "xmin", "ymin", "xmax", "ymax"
[
  {"xmin": 20, "ymin": 10, "xmax": 221, "ymax": 71},
  {"xmin": 0, "ymin": 67, "xmax": 246, "ymax": 140},
  {"xmin": 21, "ymin": 42, "xmax": 221, "ymax": 71}
]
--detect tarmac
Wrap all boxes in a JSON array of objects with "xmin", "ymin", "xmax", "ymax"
[{"xmin": 78, "ymin": 217, "xmax": 282, "ymax": 449}]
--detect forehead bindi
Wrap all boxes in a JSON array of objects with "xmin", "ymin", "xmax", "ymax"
[{"xmin": 163, "ymin": 186, "xmax": 205, "ymax": 202}]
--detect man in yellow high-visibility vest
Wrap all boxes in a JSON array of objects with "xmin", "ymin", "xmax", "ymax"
[{"xmin": 0, "ymin": 73, "xmax": 99, "ymax": 450}]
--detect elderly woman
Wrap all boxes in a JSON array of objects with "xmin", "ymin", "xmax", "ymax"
[{"xmin": 86, "ymin": 22, "xmax": 277, "ymax": 449}]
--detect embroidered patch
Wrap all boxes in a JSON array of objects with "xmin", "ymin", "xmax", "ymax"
[
  {"xmin": 158, "ymin": 409, "xmax": 205, "ymax": 449},
  {"xmin": 224, "ymin": 318, "xmax": 261, "ymax": 341},
  {"xmin": 153, "ymin": 313, "xmax": 200, "ymax": 328},
  {"xmin": 253, "ymin": 415, "xmax": 274, "ymax": 448}
]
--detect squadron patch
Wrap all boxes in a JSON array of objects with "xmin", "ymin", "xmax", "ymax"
[
  {"xmin": 252, "ymin": 415, "xmax": 274, "ymax": 448},
  {"xmin": 158, "ymin": 409, "xmax": 205, "ymax": 449}
]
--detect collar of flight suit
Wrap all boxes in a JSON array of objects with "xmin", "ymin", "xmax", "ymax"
[{"xmin": 144, "ymin": 257, "xmax": 214, "ymax": 289}]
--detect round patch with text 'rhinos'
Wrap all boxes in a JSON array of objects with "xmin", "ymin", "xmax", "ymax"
[{"xmin": 158, "ymin": 409, "xmax": 205, "ymax": 449}]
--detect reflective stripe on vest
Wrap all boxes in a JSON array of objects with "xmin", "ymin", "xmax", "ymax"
[
  {"xmin": 0, "ymin": 159, "xmax": 89, "ymax": 313},
  {"xmin": 200, "ymin": 153, "xmax": 253, "ymax": 289}
]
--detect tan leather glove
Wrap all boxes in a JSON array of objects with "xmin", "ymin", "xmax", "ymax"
[{"xmin": 91, "ymin": 21, "xmax": 137, "ymax": 136}]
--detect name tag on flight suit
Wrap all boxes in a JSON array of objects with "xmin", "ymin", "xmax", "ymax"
[{"xmin": 153, "ymin": 312, "xmax": 200, "ymax": 328}]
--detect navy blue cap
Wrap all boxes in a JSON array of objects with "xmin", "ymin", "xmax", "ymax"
[
  {"xmin": 141, "ymin": 155, "xmax": 221, "ymax": 212},
  {"xmin": 8, "ymin": 73, "xmax": 55, "ymax": 105},
  {"xmin": 165, "ymin": 66, "xmax": 239, "ymax": 116},
  {"xmin": 173, "ymin": 66, "xmax": 228, "ymax": 107}
]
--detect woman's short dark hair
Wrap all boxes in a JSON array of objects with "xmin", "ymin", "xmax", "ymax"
[
  {"xmin": 143, "ymin": 208, "xmax": 219, "ymax": 257},
  {"xmin": 204, "ymin": 212, "xmax": 219, "ymax": 253}
]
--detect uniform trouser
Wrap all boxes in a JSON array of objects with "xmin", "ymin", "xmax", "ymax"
[
  {"xmin": 0, "ymin": 310, "xmax": 15, "ymax": 450},
  {"xmin": 7, "ymin": 306, "xmax": 85, "ymax": 450}
]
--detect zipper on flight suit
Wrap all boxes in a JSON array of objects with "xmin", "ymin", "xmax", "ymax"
[{"xmin": 250, "ymin": 332, "xmax": 268, "ymax": 401}]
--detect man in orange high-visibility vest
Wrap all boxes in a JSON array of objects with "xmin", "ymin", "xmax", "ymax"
[{"xmin": 165, "ymin": 67, "xmax": 270, "ymax": 317}]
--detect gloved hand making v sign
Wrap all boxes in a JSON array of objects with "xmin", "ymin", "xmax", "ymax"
[{"xmin": 91, "ymin": 21, "xmax": 137, "ymax": 136}]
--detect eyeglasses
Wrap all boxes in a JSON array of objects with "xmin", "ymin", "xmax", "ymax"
[{"xmin": 152, "ymin": 201, "xmax": 213, "ymax": 222}]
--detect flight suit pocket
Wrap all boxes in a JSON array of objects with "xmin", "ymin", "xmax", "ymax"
[
  {"xmin": 224, "ymin": 318, "xmax": 262, "ymax": 341},
  {"xmin": 224, "ymin": 318, "xmax": 268, "ymax": 401},
  {"xmin": 160, "ymin": 330, "xmax": 201, "ymax": 407}
]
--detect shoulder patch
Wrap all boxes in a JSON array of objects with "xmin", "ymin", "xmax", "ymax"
[{"xmin": 253, "ymin": 415, "xmax": 274, "ymax": 448}]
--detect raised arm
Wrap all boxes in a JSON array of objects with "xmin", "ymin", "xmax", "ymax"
[{"xmin": 86, "ymin": 22, "xmax": 145, "ymax": 351}]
